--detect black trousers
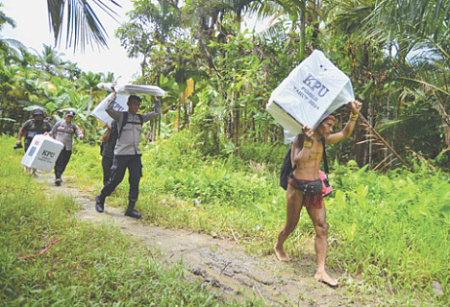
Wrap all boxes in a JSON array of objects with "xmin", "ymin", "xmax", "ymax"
[
  {"xmin": 101, "ymin": 155, "xmax": 142, "ymax": 201},
  {"xmin": 101, "ymin": 155, "xmax": 114, "ymax": 186},
  {"xmin": 55, "ymin": 149, "xmax": 72, "ymax": 179}
]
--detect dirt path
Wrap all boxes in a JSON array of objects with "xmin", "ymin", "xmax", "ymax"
[{"xmin": 36, "ymin": 172, "xmax": 371, "ymax": 306}]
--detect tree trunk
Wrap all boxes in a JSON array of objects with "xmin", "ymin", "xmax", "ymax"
[
  {"xmin": 299, "ymin": 1, "xmax": 306, "ymax": 61},
  {"xmin": 85, "ymin": 87, "xmax": 93, "ymax": 120},
  {"xmin": 235, "ymin": 106, "xmax": 240, "ymax": 156},
  {"xmin": 368, "ymin": 100, "xmax": 373, "ymax": 168},
  {"xmin": 177, "ymin": 94, "xmax": 181, "ymax": 132},
  {"xmin": 437, "ymin": 100, "xmax": 450, "ymax": 146},
  {"xmin": 264, "ymin": 114, "xmax": 269, "ymax": 144}
]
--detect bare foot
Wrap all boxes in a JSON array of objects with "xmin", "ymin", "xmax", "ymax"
[
  {"xmin": 314, "ymin": 271, "xmax": 338, "ymax": 288},
  {"xmin": 274, "ymin": 243, "xmax": 291, "ymax": 262}
]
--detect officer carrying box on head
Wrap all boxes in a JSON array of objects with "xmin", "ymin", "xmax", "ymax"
[{"xmin": 95, "ymin": 85, "xmax": 161, "ymax": 219}]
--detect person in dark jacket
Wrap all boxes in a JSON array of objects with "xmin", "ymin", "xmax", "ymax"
[
  {"xmin": 95, "ymin": 87, "xmax": 161, "ymax": 219},
  {"xmin": 16, "ymin": 109, "xmax": 53, "ymax": 175},
  {"xmin": 101, "ymin": 120, "xmax": 118, "ymax": 186}
]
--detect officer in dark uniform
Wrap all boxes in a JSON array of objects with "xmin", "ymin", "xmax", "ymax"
[
  {"xmin": 101, "ymin": 120, "xmax": 118, "ymax": 186},
  {"xmin": 95, "ymin": 87, "xmax": 161, "ymax": 219},
  {"xmin": 16, "ymin": 109, "xmax": 53, "ymax": 175},
  {"xmin": 16, "ymin": 109, "xmax": 52, "ymax": 152}
]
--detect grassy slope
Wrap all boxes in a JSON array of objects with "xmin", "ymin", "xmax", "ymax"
[
  {"xmin": 0, "ymin": 136, "xmax": 260, "ymax": 306},
  {"xmin": 2, "ymin": 133, "xmax": 449, "ymax": 306}
]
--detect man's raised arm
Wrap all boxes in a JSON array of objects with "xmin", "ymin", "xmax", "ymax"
[
  {"xmin": 105, "ymin": 87, "xmax": 122, "ymax": 122},
  {"xmin": 326, "ymin": 100, "xmax": 362, "ymax": 145}
]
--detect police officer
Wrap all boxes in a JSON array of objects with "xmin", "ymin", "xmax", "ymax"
[
  {"xmin": 95, "ymin": 87, "xmax": 161, "ymax": 219},
  {"xmin": 52, "ymin": 110, "xmax": 84, "ymax": 186},
  {"xmin": 101, "ymin": 120, "xmax": 118, "ymax": 186},
  {"xmin": 16, "ymin": 109, "xmax": 53, "ymax": 175}
]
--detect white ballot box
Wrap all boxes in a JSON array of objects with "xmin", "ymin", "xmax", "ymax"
[
  {"xmin": 267, "ymin": 50, "xmax": 355, "ymax": 134},
  {"xmin": 97, "ymin": 83, "xmax": 166, "ymax": 96},
  {"xmin": 93, "ymin": 83, "xmax": 166, "ymax": 125},
  {"xmin": 21, "ymin": 135, "xmax": 64, "ymax": 172},
  {"xmin": 92, "ymin": 93, "xmax": 129, "ymax": 125}
]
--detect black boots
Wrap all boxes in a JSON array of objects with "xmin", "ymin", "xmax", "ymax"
[
  {"xmin": 96, "ymin": 196, "xmax": 141, "ymax": 219},
  {"xmin": 95, "ymin": 194, "xmax": 106, "ymax": 213},
  {"xmin": 55, "ymin": 178, "xmax": 62, "ymax": 186},
  {"xmin": 124, "ymin": 200, "xmax": 142, "ymax": 219}
]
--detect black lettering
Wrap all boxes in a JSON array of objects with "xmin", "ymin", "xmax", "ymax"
[
  {"xmin": 301, "ymin": 87, "xmax": 317, "ymax": 101},
  {"xmin": 303, "ymin": 73, "xmax": 315, "ymax": 88},
  {"xmin": 318, "ymin": 86, "xmax": 329, "ymax": 97},
  {"xmin": 42, "ymin": 150, "xmax": 55, "ymax": 158},
  {"xmin": 113, "ymin": 102, "xmax": 125, "ymax": 112},
  {"xmin": 313, "ymin": 81, "xmax": 322, "ymax": 91},
  {"xmin": 302, "ymin": 73, "xmax": 330, "ymax": 98}
]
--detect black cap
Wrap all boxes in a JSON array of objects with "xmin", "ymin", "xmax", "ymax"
[
  {"xmin": 65, "ymin": 110, "xmax": 76, "ymax": 117},
  {"xmin": 32, "ymin": 109, "xmax": 45, "ymax": 116}
]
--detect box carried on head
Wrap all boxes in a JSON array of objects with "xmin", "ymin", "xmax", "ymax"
[{"xmin": 267, "ymin": 50, "xmax": 355, "ymax": 135}]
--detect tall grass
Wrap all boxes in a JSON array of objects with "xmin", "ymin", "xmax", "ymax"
[
  {"xmin": 328, "ymin": 163, "xmax": 450, "ymax": 296},
  {"xmin": 0, "ymin": 136, "xmax": 262, "ymax": 306},
  {"xmin": 7, "ymin": 129, "xmax": 448, "ymax": 305}
]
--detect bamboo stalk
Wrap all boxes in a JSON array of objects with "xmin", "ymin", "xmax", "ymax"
[
  {"xmin": 373, "ymin": 153, "xmax": 394, "ymax": 171},
  {"xmin": 358, "ymin": 113, "xmax": 414, "ymax": 172}
]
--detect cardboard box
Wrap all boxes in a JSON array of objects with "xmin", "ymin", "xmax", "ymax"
[
  {"xmin": 267, "ymin": 50, "xmax": 354, "ymax": 134},
  {"xmin": 92, "ymin": 93, "xmax": 129, "ymax": 125},
  {"xmin": 93, "ymin": 84, "xmax": 166, "ymax": 125},
  {"xmin": 21, "ymin": 135, "xmax": 64, "ymax": 172}
]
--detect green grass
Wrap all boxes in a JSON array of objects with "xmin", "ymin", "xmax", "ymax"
[
  {"xmin": 2, "ymin": 132, "xmax": 449, "ymax": 306},
  {"xmin": 69, "ymin": 131, "xmax": 449, "ymax": 306},
  {"xmin": 0, "ymin": 136, "xmax": 263, "ymax": 306}
]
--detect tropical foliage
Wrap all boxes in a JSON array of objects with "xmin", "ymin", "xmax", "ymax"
[
  {"xmin": 1, "ymin": 0, "xmax": 449, "ymax": 304},
  {"xmin": 1, "ymin": 0, "xmax": 449, "ymax": 169}
]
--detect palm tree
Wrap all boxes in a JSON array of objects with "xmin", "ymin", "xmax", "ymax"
[
  {"xmin": 365, "ymin": 0, "xmax": 450, "ymax": 147},
  {"xmin": 46, "ymin": 0, "xmax": 121, "ymax": 51},
  {"xmin": 0, "ymin": 4, "xmax": 26, "ymax": 65},
  {"xmin": 10, "ymin": 47, "xmax": 38, "ymax": 70},
  {"xmin": 0, "ymin": 64, "xmax": 28, "ymax": 134},
  {"xmin": 0, "ymin": 3, "xmax": 15, "ymax": 31},
  {"xmin": 36, "ymin": 44, "xmax": 67, "ymax": 76},
  {"xmin": 249, "ymin": 0, "xmax": 329, "ymax": 60},
  {"xmin": 76, "ymin": 71, "xmax": 107, "ymax": 120}
]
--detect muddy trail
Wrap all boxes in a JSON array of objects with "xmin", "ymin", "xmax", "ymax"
[{"xmin": 35, "ymin": 172, "xmax": 376, "ymax": 306}]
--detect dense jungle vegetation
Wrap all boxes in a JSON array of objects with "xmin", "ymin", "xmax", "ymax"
[
  {"xmin": 1, "ymin": 0, "xmax": 449, "ymax": 169},
  {"xmin": 0, "ymin": 0, "xmax": 449, "ymax": 305}
]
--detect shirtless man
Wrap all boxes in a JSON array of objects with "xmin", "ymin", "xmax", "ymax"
[{"xmin": 274, "ymin": 100, "xmax": 362, "ymax": 288}]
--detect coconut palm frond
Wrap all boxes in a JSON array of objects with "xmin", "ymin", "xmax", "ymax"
[{"xmin": 47, "ymin": 0, "xmax": 121, "ymax": 51}]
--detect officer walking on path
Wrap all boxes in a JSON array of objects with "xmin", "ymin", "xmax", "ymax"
[
  {"xmin": 95, "ymin": 86, "xmax": 161, "ymax": 219},
  {"xmin": 52, "ymin": 110, "xmax": 84, "ymax": 186},
  {"xmin": 16, "ymin": 109, "xmax": 53, "ymax": 176}
]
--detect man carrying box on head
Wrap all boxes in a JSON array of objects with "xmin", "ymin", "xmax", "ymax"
[
  {"xmin": 95, "ymin": 85, "xmax": 161, "ymax": 219},
  {"xmin": 274, "ymin": 100, "xmax": 362, "ymax": 288},
  {"xmin": 52, "ymin": 110, "xmax": 84, "ymax": 186}
]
